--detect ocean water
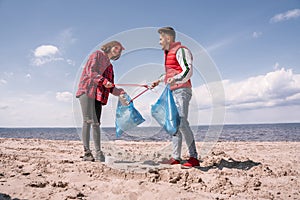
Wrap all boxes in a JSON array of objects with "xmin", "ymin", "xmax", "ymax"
[{"xmin": 0, "ymin": 123, "xmax": 299, "ymax": 142}]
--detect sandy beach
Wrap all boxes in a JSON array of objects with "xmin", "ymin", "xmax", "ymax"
[{"xmin": 0, "ymin": 138, "xmax": 299, "ymax": 200}]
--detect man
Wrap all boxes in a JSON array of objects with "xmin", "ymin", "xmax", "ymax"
[{"xmin": 151, "ymin": 27, "xmax": 199, "ymax": 167}]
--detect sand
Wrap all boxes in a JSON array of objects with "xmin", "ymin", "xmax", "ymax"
[{"xmin": 0, "ymin": 138, "xmax": 299, "ymax": 200}]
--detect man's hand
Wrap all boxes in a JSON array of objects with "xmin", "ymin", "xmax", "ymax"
[
  {"xmin": 167, "ymin": 77, "xmax": 175, "ymax": 85},
  {"xmin": 150, "ymin": 80, "xmax": 160, "ymax": 89}
]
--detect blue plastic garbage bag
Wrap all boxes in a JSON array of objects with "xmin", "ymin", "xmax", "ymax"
[
  {"xmin": 151, "ymin": 85, "xmax": 180, "ymax": 135},
  {"xmin": 115, "ymin": 94, "xmax": 145, "ymax": 138}
]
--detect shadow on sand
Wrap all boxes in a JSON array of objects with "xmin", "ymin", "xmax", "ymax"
[
  {"xmin": 194, "ymin": 158, "xmax": 261, "ymax": 171},
  {"xmin": 109, "ymin": 157, "xmax": 261, "ymax": 172},
  {"xmin": 0, "ymin": 193, "xmax": 21, "ymax": 200}
]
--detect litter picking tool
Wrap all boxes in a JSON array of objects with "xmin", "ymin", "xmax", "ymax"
[{"xmin": 113, "ymin": 83, "xmax": 151, "ymax": 103}]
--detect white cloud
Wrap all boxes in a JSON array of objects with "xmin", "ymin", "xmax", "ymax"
[
  {"xmin": 194, "ymin": 68, "xmax": 300, "ymax": 110},
  {"xmin": 252, "ymin": 31, "xmax": 262, "ymax": 38},
  {"xmin": 25, "ymin": 74, "xmax": 31, "ymax": 79},
  {"xmin": 270, "ymin": 9, "xmax": 300, "ymax": 23},
  {"xmin": 0, "ymin": 104, "xmax": 9, "ymax": 110},
  {"xmin": 31, "ymin": 44, "xmax": 75, "ymax": 66},
  {"xmin": 4, "ymin": 72, "xmax": 14, "ymax": 77},
  {"xmin": 32, "ymin": 57, "xmax": 64, "ymax": 66},
  {"xmin": 1, "ymin": 69, "xmax": 300, "ymax": 127},
  {"xmin": 273, "ymin": 62, "xmax": 280, "ymax": 70},
  {"xmin": 0, "ymin": 79, "xmax": 7, "ymax": 85},
  {"xmin": 66, "ymin": 59, "xmax": 75, "ymax": 66},
  {"xmin": 2, "ymin": 67, "xmax": 299, "ymax": 127},
  {"xmin": 0, "ymin": 92, "xmax": 75, "ymax": 127},
  {"xmin": 56, "ymin": 91, "xmax": 73, "ymax": 102},
  {"xmin": 32, "ymin": 45, "xmax": 62, "ymax": 66},
  {"xmin": 59, "ymin": 28, "xmax": 77, "ymax": 45},
  {"xmin": 34, "ymin": 45, "xmax": 59, "ymax": 57}
]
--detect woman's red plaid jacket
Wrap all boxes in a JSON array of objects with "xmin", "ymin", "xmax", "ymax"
[{"xmin": 76, "ymin": 50, "xmax": 123, "ymax": 105}]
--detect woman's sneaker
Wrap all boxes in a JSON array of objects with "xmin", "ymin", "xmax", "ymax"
[
  {"xmin": 82, "ymin": 152, "xmax": 95, "ymax": 162},
  {"xmin": 95, "ymin": 151, "xmax": 105, "ymax": 162}
]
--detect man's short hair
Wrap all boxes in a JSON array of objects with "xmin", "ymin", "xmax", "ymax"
[{"xmin": 158, "ymin": 27, "xmax": 176, "ymax": 38}]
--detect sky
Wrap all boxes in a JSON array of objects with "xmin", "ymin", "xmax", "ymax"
[{"xmin": 0, "ymin": 0, "xmax": 300, "ymax": 127}]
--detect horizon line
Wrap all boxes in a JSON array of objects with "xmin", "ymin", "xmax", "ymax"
[{"xmin": 1, "ymin": 122, "xmax": 300, "ymax": 128}]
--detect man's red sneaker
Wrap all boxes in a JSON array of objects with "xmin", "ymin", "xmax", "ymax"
[
  {"xmin": 182, "ymin": 157, "xmax": 200, "ymax": 168},
  {"xmin": 161, "ymin": 158, "xmax": 180, "ymax": 165}
]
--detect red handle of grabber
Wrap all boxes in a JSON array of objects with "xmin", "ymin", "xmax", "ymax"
[
  {"xmin": 113, "ymin": 83, "xmax": 149, "ymax": 88},
  {"xmin": 113, "ymin": 83, "xmax": 151, "ymax": 103},
  {"xmin": 129, "ymin": 88, "xmax": 150, "ymax": 103}
]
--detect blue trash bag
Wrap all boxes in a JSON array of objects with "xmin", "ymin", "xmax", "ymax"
[
  {"xmin": 151, "ymin": 85, "xmax": 180, "ymax": 135},
  {"xmin": 115, "ymin": 94, "xmax": 145, "ymax": 138}
]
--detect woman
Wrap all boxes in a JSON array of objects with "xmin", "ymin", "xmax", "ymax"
[{"xmin": 76, "ymin": 41, "xmax": 126, "ymax": 162}]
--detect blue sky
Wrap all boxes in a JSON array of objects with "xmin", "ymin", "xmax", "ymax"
[{"xmin": 0, "ymin": 0, "xmax": 300, "ymax": 127}]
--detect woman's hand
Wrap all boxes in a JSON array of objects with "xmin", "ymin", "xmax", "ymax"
[
  {"xmin": 104, "ymin": 81, "xmax": 114, "ymax": 88},
  {"xmin": 119, "ymin": 93, "xmax": 130, "ymax": 106}
]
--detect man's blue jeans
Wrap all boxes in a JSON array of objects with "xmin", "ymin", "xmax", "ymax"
[{"xmin": 172, "ymin": 87, "xmax": 198, "ymax": 160}]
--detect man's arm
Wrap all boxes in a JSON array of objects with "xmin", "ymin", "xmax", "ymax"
[
  {"xmin": 173, "ymin": 48, "xmax": 193, "ymax": 83},
  {"xmin": 151, "ymin": 74, "xmax": 165, "ymax": 88}
]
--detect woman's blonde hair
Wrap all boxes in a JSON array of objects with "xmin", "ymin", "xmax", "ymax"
[{"xmin": 100, "ymin": 41, "xmax": 124, "ymax": 60}]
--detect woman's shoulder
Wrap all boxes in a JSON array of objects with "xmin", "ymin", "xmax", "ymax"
[
  {"xmin": 90, "ymin": 50, "xmax": 107, "ymax": 60},
  {"xmin": 94, "ymin": 50, "xmax": 110, "ymax": 66},
  {"xmin": 93, "ymin": 50, "xmax": 105, "ymax": 57}
]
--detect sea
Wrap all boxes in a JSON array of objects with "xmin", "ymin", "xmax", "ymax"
[{"xmin": 0, "ymin": 123, "xmax": 299, "ymax": 142}]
